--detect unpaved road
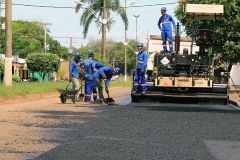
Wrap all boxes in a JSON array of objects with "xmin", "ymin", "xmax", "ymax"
[{"xmin": 0, "ymin": 87, "xmax": 130, "ymax": 160}]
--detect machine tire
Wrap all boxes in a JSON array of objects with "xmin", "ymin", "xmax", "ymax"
[{"xmin": 60, "ymin": 94, "xmax": 66, "ymax": 103}]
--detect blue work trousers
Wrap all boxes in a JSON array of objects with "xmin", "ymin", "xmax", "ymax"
[
  {"xmin": 84, "ymin": 79, "xmax": 98, "ymax": 101},
  {"xmin": 161, "ymin": 30, "xmax": 173, "ymax": 53},
  {"xmin": 133, "ymin": 68, "xmax": 147, "ymax": 92}
]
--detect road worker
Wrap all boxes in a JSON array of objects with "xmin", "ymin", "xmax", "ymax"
[
  {"xmin": 69, "ymin": 52, "xmax": 82, "ymax": 100},
  {"xmin": 157, "ymin": 7, "xmax": 176, "ymax": 54},
  {"xmin": 80, "ymin": 50, "xmax": 97, "ymax": 102},
  {"xmin": 132, "ymin": 43, "xmax": 148, "ymax": 95},
  {"xmin": 93, "ymin": 67, "xmax": 121, "ymax": 106}
]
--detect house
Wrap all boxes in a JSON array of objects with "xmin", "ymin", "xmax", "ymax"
[
  {"xmin": 0, "ymin": 54, "xmax": 30, "ymax": 82},
  {"xmin": 0, "ymin": 54, "xmax": 70, "ymax": 82}
]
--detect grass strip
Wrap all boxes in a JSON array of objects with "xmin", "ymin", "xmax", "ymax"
[{"xmin": 0, "ymin": 77, "xmax": 132, "ymax": 98}]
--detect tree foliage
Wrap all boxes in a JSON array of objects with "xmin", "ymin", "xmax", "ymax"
[
  {"xmin": 0, "ymin": 20, "xmax": 65, "ymax": 59},
  {"xmin": 25, "ymin": 53, "xmax": 60, "ymax": 80},
  {"xmin": 174, "ymin": 0, "xmax": 240, "ymax": 64},
  {"xmin": 75, "ymin": 0, "xmax": 129, "ymax": 38},
  {"xmin": 0, "ymin": 58, "xmax": 4, "ymax": 74}
]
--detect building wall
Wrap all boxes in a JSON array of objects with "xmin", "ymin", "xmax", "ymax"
[{"xmin": 58, "ymin": 61, "xmax": 70, "ymax": 80}]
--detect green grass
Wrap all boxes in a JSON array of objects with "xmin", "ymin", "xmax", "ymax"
[{"xmin": 0, "ymin": 76, "xmax": 132, "ymax": 98}]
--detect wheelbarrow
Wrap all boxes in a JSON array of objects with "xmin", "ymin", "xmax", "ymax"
[{"xmin": 56, "ymin": 82, "xmax": 79, "ymax": 103}]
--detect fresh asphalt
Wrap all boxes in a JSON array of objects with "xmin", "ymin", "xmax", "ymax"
[{"xmin": 29, "ymin": 87, "xmax": 240, "ymax": 160}]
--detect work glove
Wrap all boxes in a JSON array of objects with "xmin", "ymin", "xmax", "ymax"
[
  {"xmin": 69, "ymin": 78, "xmax": 72, "ymax": 82},
  {"xmin": 141, "ymin": 69, "xmax": 145, "ymax": 73}
]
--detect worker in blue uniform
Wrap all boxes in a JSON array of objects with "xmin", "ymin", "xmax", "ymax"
[
  {"xmin": 69, "ymin": 52, "xmax": 82, "ymax": 100},
  {"xmin": 80, "ymin": 50, "xmax": 97, "ymax": 102},
  {"xmin": 157, "ymin": 7, "xmax": 176, "ymax": 54},
  {"xmin": 93, "ymin": 67, "xmax": 121, "ymax": 106},
  {"xmin": 91, "ymin": 61, "xmax": 104, "ymax": 101},
  {"xmin": 132, "ymin": 43, "xmax": 148, "ymax": 95}
]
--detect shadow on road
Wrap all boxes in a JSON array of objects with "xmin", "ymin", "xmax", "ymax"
[{"xmin": 132, "ymin": 104, "xmax": 240, "ymax": 114}]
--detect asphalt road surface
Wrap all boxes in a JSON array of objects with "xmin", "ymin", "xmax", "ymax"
[{"xmin": 1, "ymin": 87, "xmax": 240, "ymax": 160}]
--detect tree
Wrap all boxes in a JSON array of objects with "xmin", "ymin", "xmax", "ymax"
[
  {"xmin": 25, "ymin": 53, "xmax": 60, "ymax": 81},
  {"xmin": 75, "ymin": 0, "xmax": 128, "ymax": 38},
  {"xmin": 0, "ymin": 58, "xmax": 4, "ymax": 75},
  {"xmin": 0, "ymin": 20, "xmax": 64, "ymax": 59},
  {"xmin": 174, "ymin": 0, "xmax": 240, "ymax": 69}
]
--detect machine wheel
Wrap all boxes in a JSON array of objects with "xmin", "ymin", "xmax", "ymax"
[{"xmin": 60, "ymin": 94, "xmax": 66, "ymax": 103}]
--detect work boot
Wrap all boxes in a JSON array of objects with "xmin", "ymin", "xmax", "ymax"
[
  {"xmin": 141, "ymin": 91, "xmax": 146, "ymax": 95},
  {"xmin": 131, "ymin": 91, "xmax": 137, "ymax": 94},
  {"xmin": 101, "ymin": 102, "xmax": 108, "ymax": 106}
]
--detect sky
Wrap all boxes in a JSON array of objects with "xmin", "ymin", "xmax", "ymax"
[{"xmin": 4, "ymin": 0, "xmax": 180, "ymax": 49}]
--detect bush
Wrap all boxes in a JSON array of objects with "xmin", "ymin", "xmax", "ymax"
[
  {"xmin": 12, "ymin": 74, "xmax": 21, "ymax": 82},
  {"xmin": 57, "ymin": 69, "xmax": 65, "ymax": 80}
]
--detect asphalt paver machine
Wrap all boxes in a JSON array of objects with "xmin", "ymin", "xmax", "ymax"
[{"xmin": 131, "ymin": 4, "xmax": 229, "ymax": 104}]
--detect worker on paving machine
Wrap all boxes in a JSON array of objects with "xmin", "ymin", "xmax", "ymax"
[{"xmin": 157, "ymin": 7, "xmax": 176, "ymax": 54}]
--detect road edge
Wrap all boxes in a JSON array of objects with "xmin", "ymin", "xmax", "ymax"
[{"xmin": 0, "ymin": 86, "xmax": 125, "ymax": 104}]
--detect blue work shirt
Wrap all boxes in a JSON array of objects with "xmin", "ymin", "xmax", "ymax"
[
  {"xmin": 69, "ymin": 60, "xmax": 79, "ymax": 78},
  {"xmin": 94, "ymin": 61, "xmax": 104, "ymax": 69},
  {"xmin": 93, "ymin": 66, "xmax": 113, "ymax": 88},
  {"xmin": 80, "ymin": 58, "xmax": 95, "ymax": 80},
  {"xmin": 158, "ymin": 14, "xmax": 176, "ymax": 31},
  {"xmin": 137, "ymin": 51, "xmax": 148, "ymax": 70}
]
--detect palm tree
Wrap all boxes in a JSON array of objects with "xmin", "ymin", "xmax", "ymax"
[{"xmin": 75, "ymin": 0, "xmax": 129, "ymax": 60}]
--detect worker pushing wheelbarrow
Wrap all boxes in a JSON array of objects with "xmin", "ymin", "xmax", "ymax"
[{"xmin": 56, "ymin": 52, "xmax": 84, "ymax": 103}]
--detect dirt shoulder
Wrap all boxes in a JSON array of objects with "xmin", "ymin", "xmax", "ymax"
[{"xmin": 0, "ymin": 87, "xmax": 131, "ymax": 159}]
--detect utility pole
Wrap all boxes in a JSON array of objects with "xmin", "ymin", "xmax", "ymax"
[
  {"xmin": 124, "ymin": 0, "xmax": 127, "ymax": 81},
  {"xmin": 69, "ymin": 36, "xmax": 73, "ymax": 61},
  {"xmin": 4, "ymin": 0, "xmax": 12, "ymax": 86},
  {"xmin": 134, "ymin": 14, "xmax": 140, "ymax": 67},
  {"xmin": 40, "ymin": 22, "xmax": 52, "ymax": 53},
  {"xmin": 102, "ymin": 0, "xmax": 107, "ymax": 60}
]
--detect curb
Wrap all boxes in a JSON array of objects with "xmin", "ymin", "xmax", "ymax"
[{"xmin": 228, "ymin": 99, "xmax": 239, "ymax": 107}]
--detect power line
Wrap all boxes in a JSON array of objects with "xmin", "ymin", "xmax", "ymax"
[{"xmin": 8, "ymin": 2, "xmax": 178, "ymax": 9}]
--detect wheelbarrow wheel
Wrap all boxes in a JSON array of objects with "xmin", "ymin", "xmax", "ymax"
[
  {"xmin": 60, "ymin": 94, "xmax": 66, "ymax": 103},
  {"xmin": 72, "ymin": 99, "xmax": 75, "ymax": 103}
]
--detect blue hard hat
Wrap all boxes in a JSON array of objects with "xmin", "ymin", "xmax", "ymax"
[
  {"xmin": 74, "ymin": 52, "xmax": 82, "ymax": 58},
  {"xmin": 113, "ymin": 68, "xmax": 121, "ymax": 74},
  {"xmin": 137, "ymin": 43, "xmax": 143, "ymax": 47},
  {"xmin": 88, "ymin": 50, "xmax": 94, "ymax": 55},
  {"xmin": 161, "ymin": 7, "xmax": 167, "ymax": 11}
]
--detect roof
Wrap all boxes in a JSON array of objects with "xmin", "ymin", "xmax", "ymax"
[
  {"xmin": 0, "ymin": 54, "xmax": 26, "ymax": 64},
  {"xmin": 185, "ymin": 4, "xmax": 224, "ymax": 20}
]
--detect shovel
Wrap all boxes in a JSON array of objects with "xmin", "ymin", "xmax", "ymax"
[
  {"xmin": 105, "ymin": 91, "xmax": 115, "ymax": 103},
  {"xmin": 104, "ymin": 80, "xmax": 115, "ymax": 103},
  {"xmin": 79, "ymin": 78, "xmax": 84, "ymax": 101}
]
